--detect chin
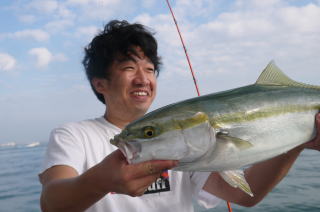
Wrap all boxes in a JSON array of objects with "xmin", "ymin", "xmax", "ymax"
[{"xmin": 133, "ymin": 105, "xmax": 150, "ymax": 116}]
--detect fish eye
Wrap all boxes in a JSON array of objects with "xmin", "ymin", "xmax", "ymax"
[{"xmin": 143, "ymin": 126, "xmax": 155, "ymax": 138}]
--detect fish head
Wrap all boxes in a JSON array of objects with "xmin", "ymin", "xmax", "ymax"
[{"xmin": 110, "ymin": 111, "xmax": 216, "ymax": 164}]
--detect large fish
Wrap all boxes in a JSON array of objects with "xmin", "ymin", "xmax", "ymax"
[{"xmin": 110, "ymin": 62, "xmax": 320, "ymax": 196}]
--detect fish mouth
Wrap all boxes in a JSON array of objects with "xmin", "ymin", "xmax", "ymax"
[{"xmin": 118, "ymin": 140, "xmax": 142, "ymax": 164}]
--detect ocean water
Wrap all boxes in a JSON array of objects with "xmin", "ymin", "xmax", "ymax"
[
  {"xmin": 0, "ymin": 143, "xmax": 319, "ymax": 212},
  {"xmin": 0, "ymin": 143, "xmax": 43, "ymax": 212}
]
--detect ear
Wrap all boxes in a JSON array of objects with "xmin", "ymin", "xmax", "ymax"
[{"xmin": 91, "ymin": 78, "xmax": 108, "ymax": 94}]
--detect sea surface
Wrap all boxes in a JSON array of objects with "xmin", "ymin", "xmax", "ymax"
[{"xmin": 0, "ymin": 143, "xmax": 319, "ymax": 212}]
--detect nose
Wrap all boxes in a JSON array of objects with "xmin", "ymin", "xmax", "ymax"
[{"xmin": 133, "ymin": 67, "xmax": 149, "ymax": 86}]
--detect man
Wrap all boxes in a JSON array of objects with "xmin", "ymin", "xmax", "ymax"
[{"xmin": 39, "ymin": 20, "xmax": 320, "ymax": 212}]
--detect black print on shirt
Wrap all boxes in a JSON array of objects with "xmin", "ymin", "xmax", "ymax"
[{"xmin": 144, "ymin": 171, "xmax": 170, "ymax": 194}]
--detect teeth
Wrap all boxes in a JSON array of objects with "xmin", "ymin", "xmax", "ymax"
[{"xmin": 133, "ymin": 91, "xmax": 148, "ymax": 96}]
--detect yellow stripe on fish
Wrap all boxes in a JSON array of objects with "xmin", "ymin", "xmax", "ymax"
[{"xmin": 211, "ymin": 104, "xmax": 320, "ymax": 127}]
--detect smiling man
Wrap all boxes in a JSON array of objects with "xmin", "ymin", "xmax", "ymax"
[
  {"xmin": 95, "ymin": 47, "xmax": 157, "ymax": 129},
  {"xmin": 39, "ymin": 20, "xmax": 320, "ymax": 212}
]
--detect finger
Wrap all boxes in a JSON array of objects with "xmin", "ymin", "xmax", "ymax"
[
  {"xmin": 123, "ymin": 172, "xmax": 161, "ymax": 197},
  {"xmin": 113, "ymin": 149, "xmax": 127, "ymax": 160},
  {"xmin": 131, "ymin": 185, "xmax": 150, "ymax": 197},
  {"xmin": 304, "ymin": 113, "xmax": 320, "ymax": 149},
  {"xmin": 128, "ymin": 160, "xmax": 178, "ymax": 179},
  {"xmin": 105, "ymin": 149, "xmax": 127, "ymax": 162},
  {"xmin": 151, "ymin": 160, "xmax": 179, "ymax": 171},
  {"xmin": 311, "ymin": 114, "xmax": 320, "ymax": 142},
  {"xmin": 314, "ymin": 114, "xmax": 320, "ymax": 147},
  {"xmin": 135, "ymin": 187, "xmax": 148, "ymax": 197},
  {"xmin": 310, "ymin": 113, "xmax": 320, "ymax": 137},
  {"xmin": 135, "ymin": 172, "xmax": 161, "ymax": 192},
  {"xmin": 315, "ymin": 113, "xmax": 320, "ymax": 135}
]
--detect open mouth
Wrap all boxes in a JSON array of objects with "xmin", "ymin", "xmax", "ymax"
[
  {"xmin": 132, "ymin": 91, "xmax": 149, "ymax": 96},
  {"xmin": 118, "ymin": 141, "xmax": 142, "ymax": 164},
  {"xmin": 130, "ymin": 88, "xmax": 152, "ymax": 98}
]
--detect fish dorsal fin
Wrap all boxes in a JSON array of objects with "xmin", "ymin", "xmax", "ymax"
[{"xmin": 256, "ymin": 61, "xmax": 320, "ymax": 89}]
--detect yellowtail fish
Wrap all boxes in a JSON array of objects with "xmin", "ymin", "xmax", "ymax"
[{"xmin": 110, "ymin": 62, "xmax": 320, "ymax": 196}]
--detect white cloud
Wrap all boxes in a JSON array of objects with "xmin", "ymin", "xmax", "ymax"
[
  {"xmin": 66, "ymin": 0, "xmax": 91, "ymax": 5},
  {"xmin": 141, "ymin": 0, "xmax": 157, "ymax": 9},
  {"xmin": 65, "ymin": 0, "xmax": 129, "ymax": 20},
  {"xmin": 0, "ymin": 53, "xmax": 16, "ymax": 72},
  {"xmin": 28, "ymin": 0, "xmax": 74, "ymax": 18},
  {"xmin": 57, "ymin": 5, "xmax": 74, "ymax": 18},
  {"xmin": 18, "ymin": 15, "xmax": 36, "ymax": 24},
  {"xmin": 53, "ymin": 53, "xmax": 68, "ymax": 62},
  {"xmin": 28, "ymin": 48, "xmax": 52, "ymax": 68},
  {"xmin": 234, "ymin": 0, "xmax": 282, "ymax": 8},
  {"xmin": 76, "ymin": 26, "xmax": 99, "ymax": 38},
  {"xmin": 28, "ymin": 48, "xmax": 68, "ymax": 68},
  {"xmin": 193, "ymin": 4, "xmax": 320, "ymax": 76},
  {"xmin": 67, "ymin": 0, "xmax": 119, "ymax": 6},
  {"xmin": 202, "ymin": 13, "xmax": 275, "ymax": 37},
  {"xmin": 28, "ymin": 0, "xmax": 58, "ymax": 13},
  {"xmin": 279, "ymin": 4, "xmax": 320, "ymax": 33},
  {"xmin": 45, "ymin": 19, "xmax": 74, "ymax": 32},
  {"xmin": 174, "ymin": 0, "xmax": 221, "ymax": 18},
  {"xmin": 10, "ymin": 29, "xmax": 50, "ymax": 42},
  {"xmin": 133, "ymin": 13, "xmax": 153, "ymax": 25}
]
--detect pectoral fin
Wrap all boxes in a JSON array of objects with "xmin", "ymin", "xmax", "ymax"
[
  {"xmin": 217, "ymin": 133, "xmax": 253, "ymax": 150},
  {"xmin": 219, "ymin": 170, "xmax": 254, "ymax": 197}
]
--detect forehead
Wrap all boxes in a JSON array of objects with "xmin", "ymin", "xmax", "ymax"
[{"xmin": 114, "ymin": 49, "xmax": 153, "ymax": 65}]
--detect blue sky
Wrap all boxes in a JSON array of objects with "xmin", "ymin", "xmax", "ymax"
[{"xmin": 1, "ymin": 0, "xmax": 320, "ymax": 144}]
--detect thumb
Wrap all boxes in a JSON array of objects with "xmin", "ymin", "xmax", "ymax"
[{"xmin": 105, "ymin": 149, "xmax": 128, "ymax": 165}]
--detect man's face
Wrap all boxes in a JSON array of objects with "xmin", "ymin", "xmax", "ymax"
[{"xmin": 103, "ymin": 48, "xmax": 157, "ymax": 120}]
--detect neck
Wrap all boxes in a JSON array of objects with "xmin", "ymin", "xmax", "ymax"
[{"xmin": 104, "ymin": 110, "xmax": 143, "ymax": 129}]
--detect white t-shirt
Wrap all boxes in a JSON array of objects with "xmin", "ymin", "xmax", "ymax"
[{"xmin": 41, "ymin": 117, "xmax": 221, "ymax": 212}]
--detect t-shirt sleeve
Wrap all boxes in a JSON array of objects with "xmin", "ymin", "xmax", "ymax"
[
  {"xmin": 40, "ymin": 126, "xmax": 85, "ymax": 175},
  {"xmin": 190, "ymin": 172, "xmax": 221, "ymax": 209}
]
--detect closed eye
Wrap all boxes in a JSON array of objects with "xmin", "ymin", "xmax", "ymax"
[
  {"xmin": 123, "ymin": 66, "xmax": 135, "ymax": 71},
  {"xmin": 146, "ymin": 67, "xmax": 155, "ymax": 73}
]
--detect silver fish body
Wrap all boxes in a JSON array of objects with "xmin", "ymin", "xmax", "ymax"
[{"xmin": 111, "ymin": 62, "xmax": 320, "ymax": 196}]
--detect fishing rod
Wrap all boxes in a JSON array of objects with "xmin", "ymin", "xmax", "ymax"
[
  {"xmin": 165, "ymin": 0, "xmax": 200, "ymax": 97},
  {"xmin": 165, "ymin": 0, "xmax": 233, "ymax": 211}
]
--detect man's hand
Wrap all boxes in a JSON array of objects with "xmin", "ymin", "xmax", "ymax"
[
  {"xmin": 303, "ymin": 113, "xmax": 320, "ymax": 151},
  {"xmin": 40, "ymin": 150, "xmax": 177, "ymax": 212},
  {"xmin": 97, "ymin": 149, "xmax": 178, "ymax": 197}
]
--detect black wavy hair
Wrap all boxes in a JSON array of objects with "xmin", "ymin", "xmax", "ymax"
[{"xmin": 82, "ymin": 20, "xmax": 162, "ymax": 104}]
